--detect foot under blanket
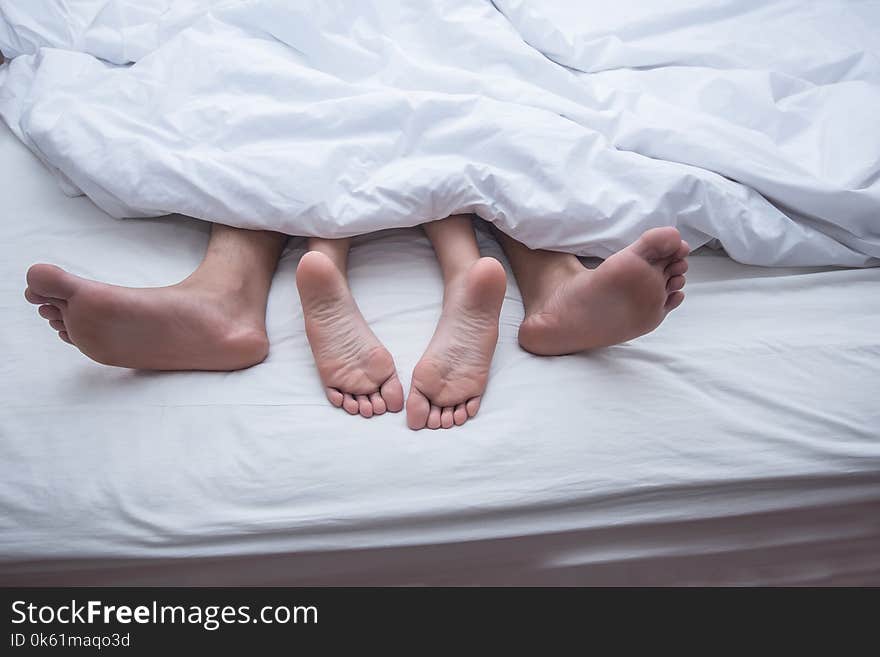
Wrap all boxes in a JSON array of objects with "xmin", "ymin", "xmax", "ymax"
[{"xmin": 0, "ymin": 0, "xmax": 878, "ymax": 266}]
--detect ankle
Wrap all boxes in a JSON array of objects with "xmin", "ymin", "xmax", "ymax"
[
  {"xmin": 174, "ymin": 278, "xmax": 268, "ymax": 333},
  {"xmin": 544, "ymin": 253, "xmax": 585, "ymax": 283},
  {"xmin": 178, "ymin": 269, "xmax": 264, "ymax": 301},
  {"xmin": 438, "ymin": 264, "xmax": 471, "ymax": 300},
  {"xmin": 442, "ymin": 255, "xmax": 495, "ymax": 304},
  {"xmin": 522, "ymin": 256, "xmax": 585, "ymax": 314},
  {"xmin": 441, "ymin": 259, "xmax": 478, "ymax": 286}
]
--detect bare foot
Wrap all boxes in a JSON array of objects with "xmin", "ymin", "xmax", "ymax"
[
  {"xmin": 24, "ymin": 264, "xmax": 270, "ymax": 370},
  {"xmin": 518, "ymin": 227, "xmax": 689, "ymax": 355},
  {"xmin": 406, "ymin": 257, "xmax": 506, "ymax": 430},
  {"xmin": 296, "ymin": 251, "xmax": 404, "ymax": 418}
]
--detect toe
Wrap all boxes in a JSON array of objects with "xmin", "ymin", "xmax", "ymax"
[
  {"xmin": 665, "ymin": 291, "xmax": 685, "ymax": 312},
  {"xmin": 342, "ymin": 393, "xmax": 359, "ymax": 415},
  {"xmin": 369, "ymin": 391, "xmax": 386, "ymax": 415},
  {"xmin": 25, "ymin": 287, "xmax": 50, "ymax": 305},
  {"xmin": 664, "ymin": 259, "xmax": 688, "ymax": 277},
  {"xmin": 453, "ymin": 404, "xmax": 468, "ymax": 426},
  {"xmin": 667, "ymin": 275, "xmax": 686, "ymax": 292},
  {"xmin": 49, "ymin": 320, "xmax": 66, "ymax": 331},
  {"xmin": 26, "ymin": 264, "xmax": 78, "ymax": 300},
  {"xmin": 440, "ymin": 407, "xmax": 454, "ymax": 429},
  {"xmin": 406, "ymin": 387, "xmax": 431, "ymax": 430},
  {"xmin": 381, "ymin": 373, "xmax": 405, "ymax": 413},
  {"xmin": 427, "ymin": 404, "xmax": 442, "ymax": 430},
  {"xmin": 465, "ymin": 396, "xmax": 481, "ymax": 418},
  {"xmin": 38, "ymin": 304, "xmax": 62, "ymax": 321},
  {"xmin": 674, "ymin": 240, "xmax": 690, "ymax": 260},
  {"xmin": 325, "ymin": 388, "xmax": 344, "ymax": 408},
  {"xmin": 356, "ymin": 394, "xmax": 373, "ymax": 418},
  {"xmin": 634, "ymin": 227, "xmax": 682, "ymax": 262},
  {"xmin": 58, "ymin": 331, "xmax": 72, "ymax": 345}
]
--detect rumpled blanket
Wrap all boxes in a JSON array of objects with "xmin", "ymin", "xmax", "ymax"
[{"xmin": 1, "ymin": 0, "xmax": 878, "ymax": 265}]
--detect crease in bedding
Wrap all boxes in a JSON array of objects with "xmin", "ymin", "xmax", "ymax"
[
  {"xmin": 0, "ymin": 5, "xmax": 879, "ymax": 586},
  {"xmin": 0, "ymin": 0, "xmax": 877, "ymax": 266}
]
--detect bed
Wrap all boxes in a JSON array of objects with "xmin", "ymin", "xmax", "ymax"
[{"xmin": 1, "ymin": 122, "xmax": 879, "ymax": 585}]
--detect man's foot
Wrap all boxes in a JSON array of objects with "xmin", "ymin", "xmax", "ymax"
[
  {"xmin": 24, "ymin": 264, "xmax": 270, "ymax": 370},
  {"xmin": 517, "ymin": 227, "xmax": 689, "ymax": 355},
  {"xmin": 406, "ymin": 257, "xmax": 506, "ymax": 430},
  {"xmin": 296, "ymin": 251, "xmax": 404, "ymax": 418}
]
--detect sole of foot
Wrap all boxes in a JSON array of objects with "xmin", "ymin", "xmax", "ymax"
[
  {"xmin": 296, "ymin": 250, "xmax": 404, "ymax": 418},
  {"xmin": 25, "ymin": 263, "xmax": 269, "ymax": 370},
  {"xmin": 518, "ymin": 226, "xmax": 689, "ymax": 355},
  {"xmin": 406, "ymin": 257, "xmax": 507, "ymax": 430}
]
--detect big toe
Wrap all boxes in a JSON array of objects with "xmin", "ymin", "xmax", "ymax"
[
  {"xmin": 26, "ymin": 264, "xmax": 78, "ymax": 301},
  {"xmin": 381, "ymin": 374, "xmax": 405, "ymax": 413},
  {"xmin": 633, "ymin": 227, "xmax": 682, "ymax": 262},
  {"xmin": 406, "ymin": 387, "xmax": 431, "ymax": 430}
]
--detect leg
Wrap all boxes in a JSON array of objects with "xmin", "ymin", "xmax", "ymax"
[
  {"xmin": 494, "ymin": 226, "xmax": 689, "ymax": 355},
  {"xmin": 24, "ymin": 223, "xmax": 286, "ymax": 370},
  {"xmin": 296, "ymin": 237, "xmax": 404, "ymax": 418},
  {"xmin": 406, "ymin": 214, "xmax": 507, "ymax": 430}
]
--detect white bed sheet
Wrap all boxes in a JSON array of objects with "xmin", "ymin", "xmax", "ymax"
[{"xmin": 1, "ymin": 125, "xmax": 879, "ymax": 585}]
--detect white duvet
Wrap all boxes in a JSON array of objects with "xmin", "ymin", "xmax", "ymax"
[{"xmin": 1, "ymin": 0, "xmax": 879, "ymax": 266}]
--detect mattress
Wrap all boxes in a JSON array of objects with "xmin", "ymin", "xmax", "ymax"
[{"xmin": 1, "ymin": 123, "xmax": 879, "ymax": 585}]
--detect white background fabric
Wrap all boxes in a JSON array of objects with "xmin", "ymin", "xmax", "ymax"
[
  {"xmin": 1, "ymin": 0, "xmax": 879, "ymax": 266},
  {"xmin": 1, "ymin": 125, "xmax": 879, "ymax": 585}
]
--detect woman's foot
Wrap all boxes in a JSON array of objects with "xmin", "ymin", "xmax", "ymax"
[
  {"xmin": 296, "ymin": 251, "xmax": 404, "ymax": 418},
  {"xmin": 24, "ymin": 263, "xmax": 270, "ymax": 370},
  {"xmin": 406, "ymin": 257, "xmax": 506, "ymax": 430},
  {"xmin": 517, "ymin": 227, "xmax": 689, "ymax": 355}
]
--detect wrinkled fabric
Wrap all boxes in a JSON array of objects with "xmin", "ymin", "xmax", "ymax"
[
  {"xmin": 1, "ymin": 0, "xmax": 878, "ymax": 265},
  {"xmin": 2, "ymin": 123, "xmax": 880, "ymax": 585}
]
